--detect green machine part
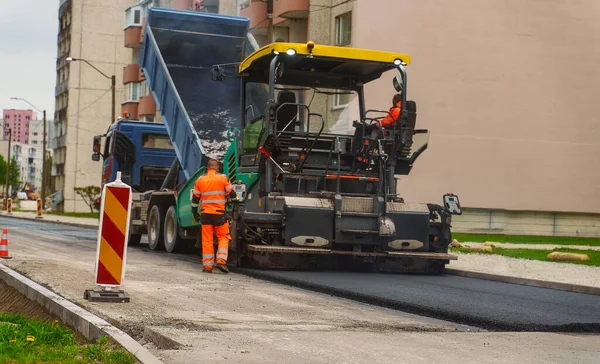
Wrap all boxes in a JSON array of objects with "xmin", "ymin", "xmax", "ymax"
[
  {"xmin": 176, "ymin": 167, "xmax": 206, "ymax": 229},
  {"xmin": 176, "ymin": 140, "xmax": 260, "ymax": 229}
]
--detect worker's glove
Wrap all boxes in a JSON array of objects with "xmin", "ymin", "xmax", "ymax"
[{"xmin": 192, "ymin": 211, "xmax": 201, "ymax": 224}]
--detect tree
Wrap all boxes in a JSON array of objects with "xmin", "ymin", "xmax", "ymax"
[
  {"xmin": 74, "ymin": 186, "xmax": 101, "ymax": 213},
  {"xmin": 0, "ymin": 154, "xmax": 7, "ymax": 185},
  {"xmin": 9, "ymin": 157, "xmax": 20, "ymax": 188},
  {"xmin": 46, "ymin": 155, "xmax": 53, "ymax": 193}
]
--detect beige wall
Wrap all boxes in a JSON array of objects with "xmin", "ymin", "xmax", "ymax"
[
  {"xmin": 453, "ymin": 208, "xmax": 600, "ymax": 238},
  {"xmin": 348, "ymin": 0, "xmax": 600, "ymax": 214},
  {"xmin": 59, "ymin": 0, "xmax": 135, "ymax": 212}
]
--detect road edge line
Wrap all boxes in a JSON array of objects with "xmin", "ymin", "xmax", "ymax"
[
  {"xmin": 0, "ymin": 212, "xmax": 97, "ymax": 230},
  {"xmin": 0, "ymin": 263, "xmax": 163, "ymax": 364},
  {"xmin": 445, "ymin": 268, "xmax": 600, "ymax": 296}
]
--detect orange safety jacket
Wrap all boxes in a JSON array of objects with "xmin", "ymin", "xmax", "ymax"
[
  {"xmin": 376, "ymin": 101, "xmax": 401, "ymax": 129},
  {"xmin": 191, "ymin": 169, "xmax": 234, "ymax": 214}
]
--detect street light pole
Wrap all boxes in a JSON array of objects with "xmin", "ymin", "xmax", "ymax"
[
  {"xmin": 5, "ymin": 128, "xmax": 11, "ymax": 206},
  {"xmin": 9, "ymin": 97, "xmax": 47, "ymax": 206},
  {"xmin": 66, "ymin": 57, "xmax": 116, "ymax": 124},
  {"xmin": 42, "ymin": 110, "xmax": 47, "ymax": 205}
]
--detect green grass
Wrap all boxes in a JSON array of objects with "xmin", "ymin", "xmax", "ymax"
[
  {"xmin": 11, "ymin": 208, "xmax": 99, "ymax": 219},
  {"xmin": 0, "ymin": 314, "xmax": 135, "ymax": 364},
  {"xmin": 46, "ymin": 211, "xmax": 99, "ymax": 219},
  {"xmin": 451, "ymin": 246, "xmax": 600, "ymax": 267},
  {"xmin": 453, "ymin": 233, "xmax": 600, "ymax": 247}
]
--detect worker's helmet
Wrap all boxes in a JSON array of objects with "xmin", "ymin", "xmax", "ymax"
[{"xmin": 393, "ymin": 75, "xmax": 404, "ymax": 93}]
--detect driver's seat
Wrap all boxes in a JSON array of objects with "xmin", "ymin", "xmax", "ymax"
[
  {"xmin": 275, "ymin": 91, "xmax": 297, "ymax": 152},
  {"xmin": 275, "ymin": 91, "xmax": 298, "ymax": 133}
]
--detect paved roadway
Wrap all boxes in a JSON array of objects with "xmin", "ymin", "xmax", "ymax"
[{"xmin": 3, "ymin": 216, "xmax": 600, "ymax": 332}]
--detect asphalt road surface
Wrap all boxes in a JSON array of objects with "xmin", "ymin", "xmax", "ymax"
[{"xmin": 3, "ymin": 216, "xmax": 600, "ymax": 332}]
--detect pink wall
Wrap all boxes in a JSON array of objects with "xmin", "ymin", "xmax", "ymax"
[
  {"xmin": 2, "ymin": 109, "xmax": 35, "ymax": 144},
  {"xmin": 353, "ymin": 0, "xmax": 600, "ymax": 213}
]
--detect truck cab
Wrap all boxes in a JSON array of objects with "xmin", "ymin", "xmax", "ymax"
[{"xmin": 92, "ymin": 119, "xmax": 182, "ymax": 192}]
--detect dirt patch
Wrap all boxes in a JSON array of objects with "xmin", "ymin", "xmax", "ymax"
[{"xmin": 0, "ymin": 280, "xmax": 56, "ymax": 323}]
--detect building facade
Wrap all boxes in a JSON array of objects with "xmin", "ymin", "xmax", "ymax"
[
  {"xmin": 243, "ymin": 0, "xmax": 600, "ymax": 236},
  {"xmin": 318, "ymin": 0, "xmax": 600, "ymax": 236},
  {"xmin": 2, "ymin": 109, "xmax": 36, "ymax": 144},
  {"xmin": 53, "ymin": 0, "xmax": 138, "ymax": 212}
]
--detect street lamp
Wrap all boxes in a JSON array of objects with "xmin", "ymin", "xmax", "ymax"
[
  {"xmin": 66, "ymin": 57, "xmax": 116, "ymax": 125},
  {"xmin": 9, "ymin": 97, "xmax": 47, "ymax": 208},
  {"xmin": 2, "ymin": 127, "xmax": 10, "ymax": 207}
]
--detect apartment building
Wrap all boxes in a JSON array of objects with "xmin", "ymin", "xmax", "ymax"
[
  {"xmin": 2, "ymin": 109, "xmax": 36, "ymax": 144},
  {"xmin": 53, "ymin": 0, "xmax": 138, "ymax": 212},
  {"xmin": 0, "ymin": 110, "xmax": 47, "ymax": 191}
]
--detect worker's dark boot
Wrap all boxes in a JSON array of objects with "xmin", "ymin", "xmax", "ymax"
[
  {"xmin": 202, "ymin": 268, "xmax": 212, "ymax": 273},
  {"xmin": 216, "ymin": 264, "xmax": 229, "ymax": 273}
]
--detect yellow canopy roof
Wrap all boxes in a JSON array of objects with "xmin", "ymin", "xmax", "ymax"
[{"xmin": 238, "ymin": 42, "xmax": 411, "ymax": 87}]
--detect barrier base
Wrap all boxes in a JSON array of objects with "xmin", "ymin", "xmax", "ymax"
[
  {"xmin": 0, "ymin": 256, "xmax": 12, "ymax": 260},
  {"xmin": 83, "ymin": 289, "xmax": 130, "ymax": 303}
]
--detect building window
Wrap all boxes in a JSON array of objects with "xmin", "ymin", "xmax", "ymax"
[
  {"xmin": 125, "ymin": 6, "xmax": 143, "ymax": 28},
  {"xmin": 125, "ymin": 82, "xmax": 139, "ymax": 102},
  {"xmin": 333, "ymin": 90, "xmax": 352, "ymax": 109},
  {"xmin": 142, "ymin": 134, "xmax": 173, "ymax": 149},
  {"xmin": 335, "ymin": 12, "xmax": 352, "ymax": 46}
]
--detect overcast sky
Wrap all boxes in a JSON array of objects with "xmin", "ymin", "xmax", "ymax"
[{"xmin": 0, "ymin": 0, "xmax": 59, "ymax": 119}]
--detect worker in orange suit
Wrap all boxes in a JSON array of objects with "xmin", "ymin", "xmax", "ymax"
[
  {"xmin": 191, "ymin": 159, "xmax": 237, "ymax": 273},
  {"xmin": 355, "ymin": 93, "xmax": 403, "ymax": 166}
]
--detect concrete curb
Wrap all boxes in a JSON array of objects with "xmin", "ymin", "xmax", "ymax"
[
  {"xmin": 0, "ymin": 212, "xmax": 97, "ymax": 230},
  {"xmin": 445, "ymin": 269, "xmax": 600, "ymax": 296},
  {"xmin": 0, "ymin": 263, "xmax": 163, "ymax": 364}
]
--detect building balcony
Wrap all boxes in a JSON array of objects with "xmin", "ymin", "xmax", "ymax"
[
  {"xmin": 122, "ymin": 102, "xmax": 139, "ymax": 120},
  {"xmin": 56, "ymin": 135, "xmax": 67, "ymax": 149},
  {"xmin": 56, "ymin": 54, "xmax": 69, "ymax": 71},
  {"xmin": 55, "ymin": 80, "xmax": 68, "ymax": 96},
  {"xmin": 138, "ymin": 96, "xmax": 157, "ymax": 117},
  {"xmin": 125, "ymin": 26, "xmax": 142, "ymax": 48},
  {"xmin": 123, "ymin": 64, "xmax": 141, "ymax": 84},
  {"xmin": 276, "ymin": 0, "xmax": 309, "ymax": 19},
  {"xmin": 241, "ymin": 0, "xmax": 309, "ymax": 29},
  {"xmin": 57, "ymin": 27, "xmax": 71, "ymax": 44},
  {"xmin": 198, "ymin": 0, "xmax": 218, "ymax": 12},
  {"xmin": 59, "ymin": 0, "xmax": 71, "ymax": 16}
]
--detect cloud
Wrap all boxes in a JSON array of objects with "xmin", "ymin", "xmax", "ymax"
[{"xmin": 0, "ymin": 0, "xmax": 59, "ymax": 117}]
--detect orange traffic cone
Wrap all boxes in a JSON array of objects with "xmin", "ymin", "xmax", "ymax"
[{"xmin": 0, "ymin": 228, "xmax": 11, "ymax": 259}]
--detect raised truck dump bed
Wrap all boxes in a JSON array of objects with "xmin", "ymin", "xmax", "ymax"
[{"xmin": 139, "ymin": 7, "xmax": 258, "ymax": 179}]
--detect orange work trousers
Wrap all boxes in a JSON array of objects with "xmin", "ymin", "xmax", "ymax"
[{"xmin": 201, "ymin": 220, "xmax": 230, "ymax": 271}]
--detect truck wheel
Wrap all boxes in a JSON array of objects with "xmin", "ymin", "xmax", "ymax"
[
  {"xmin": 147, "ymin": 205, "xmax": 165, "ymax": 250},
  {"xmin": 129, "ymin": 233, "xmax": 142, "ymax": 247},
  {"xmin": 164, "ymin": 206, "xmax": 183, "ymax": 253}
]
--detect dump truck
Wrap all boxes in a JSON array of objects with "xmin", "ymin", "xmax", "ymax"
[{"xmin": 95, "ymin": 7, "xmax": 462, "ymax": 273}]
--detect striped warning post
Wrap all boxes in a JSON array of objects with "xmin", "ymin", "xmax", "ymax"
[
  {"xmin": 94, "ymin": 171, "xmax": 132, "ymax": 287},
  {"xmin": 36, "ymin": 198, "xmax": 43, "ymax": 219}
]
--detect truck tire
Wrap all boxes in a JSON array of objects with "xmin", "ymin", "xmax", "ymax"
[
  {"xmin": 128, "ymin": 233, "xmax": 142, "ymax": 247},
  {"xmin": 147, "ymin": 204, "xmax": 165, "ymax": 250},
  {"xmin": 163, "ymin": 206, "xmax": 183, "ymax": 253}
]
